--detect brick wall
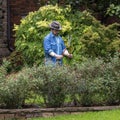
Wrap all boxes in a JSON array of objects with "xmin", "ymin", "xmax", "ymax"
[
  {"xmin": 9, "ymin": 0, "xmax": 41, "ymax": 50},
  {"xmin": 0, "ymin": 0, "xmax": 47, "ymax": 63},
  {"xmin": 0, "ymin": 0, "xmax": 10, "ymax": 63}
]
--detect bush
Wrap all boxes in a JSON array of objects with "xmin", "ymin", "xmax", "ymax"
[
  {"xmin": 0, "ymin": 53, "xmax": 119, "ymax": 108},
  {"xmin": 14, "ymin": 5, "xmax": 120, "ymax": 66},
  {"xmin": 14, "ymin": 5, "xmax": 72, "ymax": 66},
  {"xmin": 6, "ymin": 51, "xmax": 25, "ymax": 72},
  {"xmin": 29, "ymin": 65, "xmax": 75, "ymax": 107},
  {"xmin": 72, "ymin": 53, "xmax": 120, "ymax": 106},
  {"xmin": 0, "ymin": 65, "xmax": 75, "ymax": 108},
  {"xmin": 0, "ymin": 60, "xmax": 7, "ymax": 105},
  {"xmin": 0, "ymin": 59, "xmax": 9, "ymax": 78},
  {"xmin": 1, "ymin": 51, "xmax": 25, "ymax": 74},
  {"xmin": 0, "ymin": 68, "xmax": 34, "ymax": 108},
  {"xmin": 106, "ymin": 4, "xmax": 120, "ymax": 18}
]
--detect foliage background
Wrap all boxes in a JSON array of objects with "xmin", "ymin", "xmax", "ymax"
[
  {"xmin": 0, "ymin": 1, "xmax": 120, "ymax": 109},
  {"xmin": 14, "ymin": 5, "xmax": 120, "ymax": 66}
]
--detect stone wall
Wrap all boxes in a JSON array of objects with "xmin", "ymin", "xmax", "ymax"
[
  {"xmin": 0, "ymin": 106, "xmax": 120, "ymax": 120},
  {"xmin": 0, "ymin": 0, "xmax": 10, "ymax": 63}
]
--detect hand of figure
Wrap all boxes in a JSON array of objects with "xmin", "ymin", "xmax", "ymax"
[
  {"xmin": 68, "ymin": 54, "xmax": 73, "ymax": 59},
  {"xmin": 55, "ymin": 54, "xmax": 63, "ymax": 60}
]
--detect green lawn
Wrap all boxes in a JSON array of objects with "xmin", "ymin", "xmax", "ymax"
[{"xmin": 29, "ymin": 109, "xmax": 120, "ymax": 120}]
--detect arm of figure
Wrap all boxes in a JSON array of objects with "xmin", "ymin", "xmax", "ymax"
[
  {"xmin": 63, "ymin": 49, "xmax": 72, "ymax": 58},
  {"xmin": 61, "ymin": 38, "xmax": 72, "ymax": 58},
  {"xmin": 44, "ymin": 38, "xmax": 53, "ymax": 54}
]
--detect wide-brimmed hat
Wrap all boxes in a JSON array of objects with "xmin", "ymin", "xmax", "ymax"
[{"xmin": 50, "ymin": 21, "xmax": 62, "ymax": 30}]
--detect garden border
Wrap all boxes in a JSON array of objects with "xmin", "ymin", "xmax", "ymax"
[{"xmin": 0, "ymin": 105, "xmax": 120, "ymax": 119}]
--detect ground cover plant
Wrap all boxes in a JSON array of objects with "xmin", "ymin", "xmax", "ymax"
[{"xmin": 29, "ymin": 109, "xmax": 120, "ymax": 120}]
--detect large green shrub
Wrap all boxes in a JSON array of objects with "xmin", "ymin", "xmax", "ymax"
[
  {"xmin": 14, "ymin": 5, "xmax": 72, "ymax": 65},
  {"xmin": 29, "ymin": 65, "xmax": 75, "ymax": 107},
  {"xmin": 0, "ymin": 65, "xmax": 75, "ymax": 108},
  {"xmin": 72, "ymin": 53, "xmax": 120, "ymax": 106},
  {"xmin": 14, "ymin": 5, "xmax": 120, "ymax": 66},
  {"xmin": 106, "ymin": 4, "xmax": 120, "ymax": 18},
  {"xmin": 0, "ymin": 53, "xmax": 119, "ymax": 108},
  {"xmin": 0, "ymin": 68, "xmax": 33, "ymax": 108},
  {"xmin": 87, "ymin": 25, "xmax": 119, "ymax": 57}
]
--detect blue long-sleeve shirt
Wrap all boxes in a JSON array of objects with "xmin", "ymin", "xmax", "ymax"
[{"xmin": 43, "ymin": 32, "xmax": 66, "ymax": 65}]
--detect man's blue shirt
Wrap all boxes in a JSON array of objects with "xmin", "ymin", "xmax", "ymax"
[{"xmin": 43, "ymin": 32, "xmax": 66, "ymax": 65}]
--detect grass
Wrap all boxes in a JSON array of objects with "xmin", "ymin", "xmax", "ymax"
[
  {"xmin": 29, "ymin": 109, "xmax": 120, "ymax": 120},
  {"xmin": 25, "ymin": 94, "xmax": 44, "ymax": 107}
]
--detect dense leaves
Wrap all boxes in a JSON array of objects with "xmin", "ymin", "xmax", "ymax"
[
  {"xmin": 106, "ymin": 4, "xmax": 120, "ymax": 18},
  {"xmin": 14, "ymin": 5, "xmax": 120, "ymax": 66},
  {"xmin": 14, "ymin": 5, "xmax": 72, "ymax": 65},
  {"xmin": 0, "ymin": 53, "xmax": 119, "ymax": 108},
  {"xmin": 49, "ymin": 0, "xmax": 120, "ymax": 19}
]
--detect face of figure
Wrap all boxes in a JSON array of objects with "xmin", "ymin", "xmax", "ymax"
[{"xmin": 52, "ymin": 29, "xmax": 60, "ymax": 36}]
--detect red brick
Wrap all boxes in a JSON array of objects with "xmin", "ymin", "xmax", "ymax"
[
  {"xmin": 4, "ymin": 114, "xmax": 15, "ymax": 119},
  {"xmin": 0, "ymin": 114, "xmax": 5, "ymax": 120}
]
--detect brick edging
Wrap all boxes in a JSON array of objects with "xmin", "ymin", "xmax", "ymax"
[{"xmin": 0, "ymin": 106, "xmax": 120, "ymax": 119}]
